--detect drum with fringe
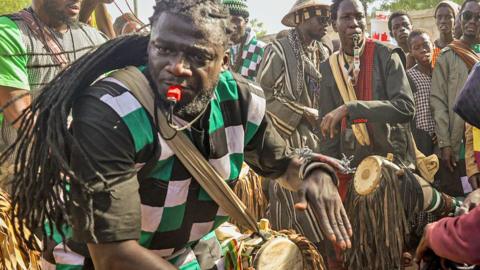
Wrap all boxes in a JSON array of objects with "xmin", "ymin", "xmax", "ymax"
[
  {"xmin": 219, "ymin": 220, "xmax": 325, "ymax": 270},
  {"xmin": 345, "ymin": 155, "xmax": 425, "ymax": 270}
]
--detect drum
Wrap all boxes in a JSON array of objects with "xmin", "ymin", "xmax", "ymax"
[
  {"xmin": 346, "ymin": 155, "xmax": 424, "ymax": 269},
  {"xmin": 346, "ymin": 155, "xmax": 458, "ymax": 270},
  {"xmin": 0, "ymin": 189, "xmax": 41, "ymax": 270},
  {"xmin": 219, "ymin": 220, "xmax": 325, "ymax": 270}
]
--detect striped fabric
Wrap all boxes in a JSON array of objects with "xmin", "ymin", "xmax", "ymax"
[
  {"xmin": 48, "ymin": 70, "xmax": 266, "ymax": 269},
  {"xmin": 0, "ymin": 14, "xmax": 106, "ymax": 151},
  {"xmin": 2, "ymin": 15, "xmax": 106, "ymax": 93}
]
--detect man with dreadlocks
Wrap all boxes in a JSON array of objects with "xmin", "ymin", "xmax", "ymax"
[
  {"xmin": 255, "ymin": 0, "xmax": 335, "ymax": 258},
  {"xmin": 0, "ymin": 0, "xmax": 107, "ymax": 187},
  {"xmin": 2, "ymin": 0, "xmax": 353, "ymax": 269}
]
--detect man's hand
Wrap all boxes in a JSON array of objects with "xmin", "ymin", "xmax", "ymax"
[
  {"xmin": 468, "ymin": 173, "xmax": 480, "ymax": 191},
  {"xmin": 320, "ymin": 105, "xmax": 348, "ymax": 139},
  {"xmin": 294, "ymin": 169, "xmax": 352, "ymax": 250},
  {"xmin": 461, "ymin": 189, "xmax": 480, "ymax": 215},
  {"xmin": 415, "ymin": 223, "xmax": 434, "ymax": 266},
  {"xmin": 441, "ymin": 147, "xmax": 456, "ymax": 172},
  {"xmin": 304, "ymin": 107, "xmax": 320, "ymax": 128}
]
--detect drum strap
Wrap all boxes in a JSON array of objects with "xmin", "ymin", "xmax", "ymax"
[{"xmin": 109, "ymin": 67, "xmax": 259, "ymax": 233}]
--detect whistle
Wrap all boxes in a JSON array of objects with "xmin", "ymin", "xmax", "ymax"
[
  {"xmin": 166, "ymin": 86, "xmax": 182, "ymax": 125},
  {"xmin": 167, "ymin": 86, "xmax": 182, "ymax": 103}
]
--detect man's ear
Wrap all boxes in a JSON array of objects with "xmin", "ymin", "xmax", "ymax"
[
  {"xmin": 389, "ymin": 31, "xmax": 394, "ymax": 38},
  {"xmin": 222, "ymin": 50, "xmax": 230, "ymax": 71}
]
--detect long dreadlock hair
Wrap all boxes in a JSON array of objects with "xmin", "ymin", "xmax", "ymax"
[{"xmin": 1, "ymin": 0, "xmax": 231, "ymax": 249}]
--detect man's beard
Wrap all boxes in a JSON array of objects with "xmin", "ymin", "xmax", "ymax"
[
  {"xmin": 175, "ymin": 90, "xmax": 213, "ymax": 119},
  {"xmin": 44, "ymin": 1, "xmax": 78, "ymax": 26}
]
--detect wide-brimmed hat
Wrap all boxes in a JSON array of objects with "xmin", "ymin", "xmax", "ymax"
[{"xmin": 282, "ymin": 0, "xmax": 332, "ymax": 27}]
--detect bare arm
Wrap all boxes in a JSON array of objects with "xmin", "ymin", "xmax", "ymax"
[
  {"xmin": 88, "ymin": 240, "xmax": 177, "ymax": 270},
  {"xmin": 94, "ymin": 4, "xmax": 115, "ymax": 39},
  {"xmin": 0, "ymin": 86, "xmax": 31, "ymax": 129},
  {"xmin": 80, "ymin": 0, "xmax": 115, "ymax": 38}
]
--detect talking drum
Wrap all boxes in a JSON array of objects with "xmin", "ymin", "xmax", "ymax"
[
  {"xmin": 345, "ymin": 155, "xmax": 458, "ymax": 270},
  {"xmin": 221, "ymin": 220, "xmax": 325, "ymax": 270}
]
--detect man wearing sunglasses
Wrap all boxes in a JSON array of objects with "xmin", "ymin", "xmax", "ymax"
[
  {"xmin": 431, "ymin": 0, "xmax": 480, "ymax": 197},
  {"xmin": 257, "ymin": 0, "xmax": 335, "ymax": 255}
]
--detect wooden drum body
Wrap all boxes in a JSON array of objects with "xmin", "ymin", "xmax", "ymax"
[{"xmin": 242, "ymin": 235, "xmax": 304, "ymax": 270}]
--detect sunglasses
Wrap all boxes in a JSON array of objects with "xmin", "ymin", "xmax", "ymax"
[
  {"xmin": 316, "ymin": 15, "xmax": 331, "ymax": 25},
  {"xmin": 461, "ymin": 11, "xmax": 480, "ymax": 22}
]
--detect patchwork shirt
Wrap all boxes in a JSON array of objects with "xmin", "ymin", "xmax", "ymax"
[
  {"xmin": 43, "ymin": 70, "xmax": 290, "ymax": 269},
  {"xmin": 229, "ymin": 28, "xmax": 266, "ymax": 81}
]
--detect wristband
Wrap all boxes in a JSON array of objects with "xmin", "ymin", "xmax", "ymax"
[{"xmin": 299, "ymin": 161, "xmax": 339, "ymax": 186}]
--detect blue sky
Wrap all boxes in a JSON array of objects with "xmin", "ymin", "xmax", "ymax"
[{"xmin": 108, "ymin": 0, "xmax": 294, "ymax": 34}]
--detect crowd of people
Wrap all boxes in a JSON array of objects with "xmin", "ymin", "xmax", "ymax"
[{"xmin": 0, "ymin": 0, "xmax": 479, "ymax": 269}]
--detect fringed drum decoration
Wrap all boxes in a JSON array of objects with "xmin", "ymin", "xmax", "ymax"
[
  {"xmin": 0, "ymin": 189, "xmax": 41, "ymax": 270},
  {"xmin": 345, "ymin": 155, "xmax": 458, "ymax": 270},
  {"xmin": 232, "ymin": 164, "xmax": 268, "ymax": 232}
]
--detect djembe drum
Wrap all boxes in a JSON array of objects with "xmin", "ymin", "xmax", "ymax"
[
  {"xmin": 219, "ymin": 220, "xmax": 325, "ymax": 270},
  {"xmin": 345, "ymin": 155, "xmax": 457, "ymax": 270}
]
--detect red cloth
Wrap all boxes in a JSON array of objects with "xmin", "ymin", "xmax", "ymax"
[
  {"xmin": 427, "ymin": 206, "xmax": 480, "ymax": 265},
  {"xmin": 355, "ymin": 39, "xmax": 376, "ymax": 101},
  {"xmin": 336, "ymin": 173, "xmax": 352, "ymax": 202}
]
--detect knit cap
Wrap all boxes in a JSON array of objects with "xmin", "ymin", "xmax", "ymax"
[{"xmin": 222, "ymin": 0, "xmax": 249, "ymax": 18}]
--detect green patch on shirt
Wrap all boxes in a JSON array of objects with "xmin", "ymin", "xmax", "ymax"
[{"xmin": 0, "ymin": 16, "xmax": 29, "ymax": 90}]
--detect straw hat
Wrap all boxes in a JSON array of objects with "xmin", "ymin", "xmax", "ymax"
[{"xmin": 282, "ymin": 0, "xmax": 332, "ymax": 27}]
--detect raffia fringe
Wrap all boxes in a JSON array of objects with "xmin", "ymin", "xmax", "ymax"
[
  {"xmin": 0, "ymin": 190, "xmax": 40, "ymax": 270},
  {"xmin": 231, "ymin": 169, "xmax": 268, "ymax": 232},
  {"xmin": 344, "ymin": 167, "xmax": 409, "ymax": 270}
]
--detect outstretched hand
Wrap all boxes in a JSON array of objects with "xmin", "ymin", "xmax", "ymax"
[{"xmin": 294, "ymin": 169, "xmax": 352, "ymax": 250}]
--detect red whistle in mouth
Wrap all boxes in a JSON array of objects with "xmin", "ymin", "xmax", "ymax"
[{"xmin": 167, "ymin": 85, "xmax": 182, "ymax": 102}]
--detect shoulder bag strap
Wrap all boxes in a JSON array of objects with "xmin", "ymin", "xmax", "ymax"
[{"xmin": 109, "ymin": 67, "xmax": 259, "ymax": 233}]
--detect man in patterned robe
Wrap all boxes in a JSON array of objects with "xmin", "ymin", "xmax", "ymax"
[{"xmin": 257, "ymin": 0, "xmax": 334, "ymax": 252}]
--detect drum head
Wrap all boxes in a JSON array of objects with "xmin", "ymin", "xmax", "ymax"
[
  {"xmin": 253, "ymin": 237, "xmax": 304, "ymax": 270},
  {"xmin": 354, "ymin": 156, "xmax": 383, "ymax": 195}
]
